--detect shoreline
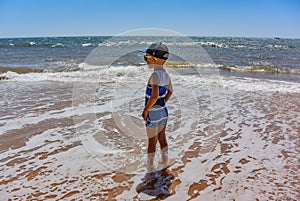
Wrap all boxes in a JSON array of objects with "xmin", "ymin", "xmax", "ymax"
[{"xmin": 1, "ymin": 65, "xmax": 300, "ymax": 85}]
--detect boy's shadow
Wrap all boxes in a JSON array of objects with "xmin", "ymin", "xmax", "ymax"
[{"xmin": 136, "ymin": 168, "xmax": 175, "ymax": 199}]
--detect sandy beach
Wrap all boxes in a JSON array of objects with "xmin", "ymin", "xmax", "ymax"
[{"xmin": 0, "ymin": 74, "xmax": 299, "ymax": 201}]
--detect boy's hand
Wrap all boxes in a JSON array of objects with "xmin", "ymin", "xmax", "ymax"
[{"xmin": 142, "ymin": 108, "xmax": 148, "ymax": 121}]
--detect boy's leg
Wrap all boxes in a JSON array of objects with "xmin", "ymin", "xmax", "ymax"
[
  {"xmin": 146, "ymin": 126, "xmax": 158, "ymax": 169},
  {"xmin": 158, "ymin": 125, "xmax": 168, "ymax": 163}
]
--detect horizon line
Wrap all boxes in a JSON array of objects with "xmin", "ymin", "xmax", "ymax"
[{"xmin": 1, "ymin": 34, "xmax": 299, "ymax": 40}]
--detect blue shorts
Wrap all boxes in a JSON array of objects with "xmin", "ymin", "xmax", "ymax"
[{"xmin": 145, "ymin": 107, "xmax": 168, "ymax": 127}]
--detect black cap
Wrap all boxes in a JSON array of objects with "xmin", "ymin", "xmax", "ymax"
[{"xmin": 146, "ymin": 42, "xmax": 169, "ymax": 60}]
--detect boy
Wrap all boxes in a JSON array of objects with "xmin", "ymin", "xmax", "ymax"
[{"xmin": 141, "ymin": 42, "xmax": 173, "ymax": 170}]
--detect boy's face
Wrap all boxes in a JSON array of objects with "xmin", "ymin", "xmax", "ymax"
[
  {"xmin": 144, "ymin": 54, "xmax": 165, "ymax": 67},
  {"xmin": 144, "ymin": 54, "xmax": 157, "ymax": 68}
]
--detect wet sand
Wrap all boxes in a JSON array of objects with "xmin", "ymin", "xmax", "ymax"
[{"xmin": 0, "ymin": 80, "xmax": 299, "ymax": 201}]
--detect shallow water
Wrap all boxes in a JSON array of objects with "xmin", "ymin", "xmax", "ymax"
[{"xmin": 0, "ymin": 68, "xmax": 299, "ymax": 200}]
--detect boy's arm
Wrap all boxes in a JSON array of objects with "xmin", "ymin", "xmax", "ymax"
[
  {"xmin": 142, "ymin": 84, "xmax": 159, "ymax": 121},
  {"xmin": 165, "ymin": 79, "xmax": 173, "ymax": 103},
  {"xmin": 144, "ymin": 84, "xmax": 159, "ymax": 111},
  {"xmin": 142, "ymin": 73, "xmax": 159, "ymax": 121}
]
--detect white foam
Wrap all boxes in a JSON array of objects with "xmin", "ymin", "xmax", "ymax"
[
  {"xmin": 0, "ymin": 99, "xmax": 113, "ymax": 135},
  {"xmin": 51, "ymin": 43, "xmax": 64, "ymax": 48},
  {"xmin": 198, "ymin": 41, "xmax": 229, "ymax": 48},
  {"xmin": 28, "ymin": 41, "xmax": 36, "ymax": 46},
  {"xmin": 82, "ymin": 43, "xmax": 92, "ymax": 47},
  {"xmin": 1, "ymin": 64, "xmax": 299, "ymax": 94}
]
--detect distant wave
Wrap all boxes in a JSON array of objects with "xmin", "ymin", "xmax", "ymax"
[
  {"xmin": 0, "ymin": 66, "xmax": 44, "ymax": 74},
  {"xmin": 94, "ymin": 41, "xmax": 298, "ymax": 50},
  {"xmin": 0, "ymin": 40, "xmax": 298, "ymax": 50},
  {"xmin": 51, "ymin": 43, "xmax": 64, "ymax": 48},
  {"xmin": 197, "ymin": 42, "xmax": 297, "ymax": 50},
  {"xmin": 196, "ymin": 42, "xmax": 229, "ymax": 48},
  {"xmin": 0, "ymin": 65, "xmax": 81, "ymax": 75},
  {"xmin": 82, "ymin": 43, "xmax": 92, "ymax": 47},
  {"xmin": 264, "ymin": 44, "xmax": 297, "ymax": 49},
  {"xmin": 2, "ymin": 62, "xmax": 300, "ymax": 82},
  {"xmin": 96, "ymin": 40, "xmax": 229, "ymax": 48},
  {"xmin": 0, "ymin": 42, "xmax": 65, "ymax": 48},
  {"xmin": 220, "ymin": 65, "xmax": 300, "ymax": 74},
  {"xmin": 228, "ymin": 44, "xmax": 298, "ymax": 50},
  {"xmin": 0, "ymin": 42, "xmax": 101, "ymax": 48}
]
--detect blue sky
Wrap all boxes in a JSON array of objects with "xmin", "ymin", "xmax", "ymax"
[{"xmin": 0, "ymin": 0, "xmax": 299, "ymax": 38}]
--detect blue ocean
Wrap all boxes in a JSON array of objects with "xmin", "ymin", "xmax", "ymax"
[{"xmin": 0, "ymin": 36, "xmax": 300, "ymax": 82}]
